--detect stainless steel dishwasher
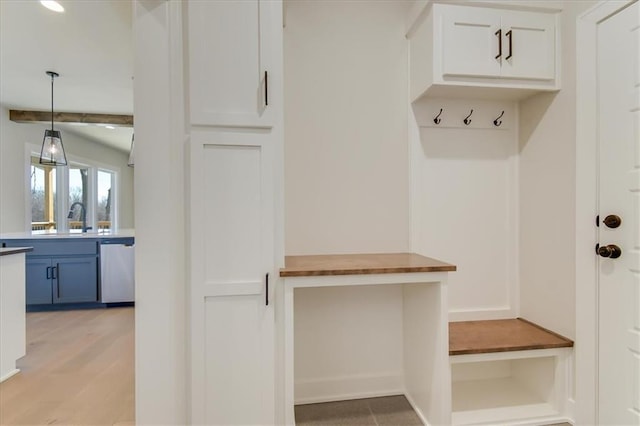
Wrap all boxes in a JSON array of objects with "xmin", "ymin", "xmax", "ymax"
[{"xmin": 99, "ymin": 237, "xmax": 135, "ymax": 304}]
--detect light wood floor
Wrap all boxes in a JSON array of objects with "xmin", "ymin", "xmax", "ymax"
[{"xmin": 0, "ymin": 307, "xmax": 135, "ymax": 425}]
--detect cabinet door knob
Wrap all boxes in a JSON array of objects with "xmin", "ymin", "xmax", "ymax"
[
  {"xmin": 598, "ymin": 244, "xmax": 622, "ymax": 259},
  {"xmin": 495, "ymin": 29, "xmax": 502, "ymax": 59},
  {"xmin": 603, "ymin": 214, "xmax": 622, "ymax": 228}
]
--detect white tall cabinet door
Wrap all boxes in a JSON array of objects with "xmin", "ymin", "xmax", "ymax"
[
  {"xmin": 186, "ymin": 0, "xmax": 281, "ymax": 423},
  {"xmin": 187, "ymin": 0, "xmax": 273, "ymax": 128},
  {"xmin": 441, "ymin": 6, "xmax": 502, "ymax": 78},
  {"xmin": 189, "ymin": 132, "xmax": 275, "ymax": 425},
  {"xmin": 500, "ymin": 10, "xmax": 556, "ymax": 80}
]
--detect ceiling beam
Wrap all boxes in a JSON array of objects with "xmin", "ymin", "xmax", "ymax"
[{"xmin": 9, "ymin": 110, "xmax": 133, "ymax": 126}]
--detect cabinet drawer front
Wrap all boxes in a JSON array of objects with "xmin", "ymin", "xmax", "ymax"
[{"xmin": 8, "ymin": 240, "xmax": 99, "ymax": 256}]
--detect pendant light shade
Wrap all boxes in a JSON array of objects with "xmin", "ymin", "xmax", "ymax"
[{"xmin": 39, "ymin": 71, "xmax": 67, "ymax": 166}]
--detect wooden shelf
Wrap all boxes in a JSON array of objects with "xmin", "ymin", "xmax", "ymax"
[
  {"xmin": 449, "ymin": 318, "xmax": 573, "ymax": 356},
  {"xmin": 280, "ymin": 253, "xmax": 456, "ymax": 277}
]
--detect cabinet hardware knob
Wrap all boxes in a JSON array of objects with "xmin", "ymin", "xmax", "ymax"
[
  {"xmin": 603, "ymin": 214, "xmax": 622, "ymax": 229},
  {"xmin": 598, "ymin": 244, "xmax": 622, "ymax": 259}
]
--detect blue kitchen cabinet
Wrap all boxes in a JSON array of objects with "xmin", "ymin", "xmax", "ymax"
[
  {"xmin": 3, "ymin": 238, "xmax": 99, "ymax": 306},
  {"xmin": 25, "ymin": 257, "xmax": 54, "ymax": 304},
  {"xmin": 52, "ymin": 257, "xmax": 98, "ymax": 303}
]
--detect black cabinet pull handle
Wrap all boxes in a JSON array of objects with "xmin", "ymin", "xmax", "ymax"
[
  {"xmin": 54, "ymin": 264, "xmax": 59, "ymax": 298},
  {"xmin": 495, "ymin": 29, "xmax": 502, "ymax": 59},
  {"xmin": 264, "ymin": 71, "xmax": 269, "ymax": 107},
  {"xmin": 46, "ymin": 266, "xmax": 51, "ymax": 279},
  {"xmin": 265, "ymin": 273, "xmax": 269, "ymax": 306},
  {"xmin": 505, "ymin": 30, "xmax": 513, "ymax": 60}
]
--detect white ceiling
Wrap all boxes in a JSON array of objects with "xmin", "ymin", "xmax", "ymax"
[{"xmin": 0, "ymin": 0, "xmax": 134, "ymax": 152}]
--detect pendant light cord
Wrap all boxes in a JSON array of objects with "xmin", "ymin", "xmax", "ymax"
[{"xmin": 50, "ymin": 73, "xmax": 54, "ymax": 131}]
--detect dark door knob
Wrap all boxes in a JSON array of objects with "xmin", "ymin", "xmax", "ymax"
[
  {"xmin": 598, "ymin": 244, "xmax": 622, "ymax": 259},
  {"xmin": 603, "ymin": 215, "xmax": 622, "ymax": 228}
]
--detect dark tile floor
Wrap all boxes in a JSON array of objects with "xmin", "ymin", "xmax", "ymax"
[
  {"xmin": 295, "ymin": 396, "xmax": 574, "ymax": 426},
  {"xmin": 295, "ymin": 395, "xmax": 422, "ymax": 426}
]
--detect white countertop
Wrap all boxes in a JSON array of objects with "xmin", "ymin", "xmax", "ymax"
[{"xmin": 0, "ymin": 229, "xmax": 135, "ymax": 240}]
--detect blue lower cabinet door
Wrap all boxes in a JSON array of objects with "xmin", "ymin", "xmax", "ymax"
[
  {"xmin": 52, "ymin": 256, "xmax": 98, "ymax": 303},
  {"xmin": 26, "ymin": 258, "xmax": 54, "ymax": 305}
]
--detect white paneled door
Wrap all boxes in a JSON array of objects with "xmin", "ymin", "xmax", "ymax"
[
  {"xmin": 597, "ymin": 2, "xmax": 640, "ymax": 424},
  {"xmin": 189, "ymin": 131, "xmax": 275, "ymax": 425}
]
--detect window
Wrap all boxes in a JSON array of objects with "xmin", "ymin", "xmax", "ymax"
[
  {"xmin": 68, "ymin": 165, "xmax": 89, "ymax": 231},
  {"xmin": 29, "ymin": 154, "xmax": 118, "ymax": 233},
  {"xmin": 97, "ymin": 170, "xmax": 114, "ymax": 230},
  {"xmin": 30, "ymin": 157, "xmax": 57, "ymax": 231}
]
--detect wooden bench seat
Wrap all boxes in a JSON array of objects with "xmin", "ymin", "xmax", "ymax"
[{"xmin": 449, "ymin": 318, "xmax": 574, "ymax": 356}]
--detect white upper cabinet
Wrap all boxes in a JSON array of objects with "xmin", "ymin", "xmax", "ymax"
[
  {"xmin": 441, "ymin": 7, "xmax": 502, "ymax": 78},
  {"xmin": 187, "ymin": 0, "xmax": 274, "ymax": 128},
  {"xmin": 499, "ymin": 10, "xmax": 556, "ymax": 80},
  {"xmin": 410, "ymin": 3, "xmax": 560, "ymax": 100}
]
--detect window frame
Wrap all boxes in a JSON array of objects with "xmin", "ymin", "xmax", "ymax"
[{"xmin": 25, "ymin": 144, "xmax": 120, "ymax": 234}]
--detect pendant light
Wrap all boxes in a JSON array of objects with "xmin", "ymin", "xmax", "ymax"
[
  {"xmin": 127, "ymin": 133, "xmax": 134, "ymax": 167},
  {"xmin": 39, "ymin": 71, "xmax": 67, "ymax": 166}
]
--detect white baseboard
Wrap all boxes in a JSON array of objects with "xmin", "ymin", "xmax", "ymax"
[
  {"xmin": 294, "ymin": 372, "xmax": 404, "ymax": 405},
  {"xmin": 0, "ymin": 368, "xmax": 20, "ymax": 383},
  {"xmin": 449, "ymin": 307, "xmax": 517, "ymax": 322},
  {"xmin": 404, "ymin": 392, "xmax": 431, "ymax": 426},
  {"xmin": 565, "ymin": 397, "xmax": 576, "ymax": 424}
]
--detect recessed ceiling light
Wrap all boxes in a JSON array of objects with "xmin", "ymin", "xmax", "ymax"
[{"xmin": 40, "ymin": 1, "xmax": 64, "ymax": 13}]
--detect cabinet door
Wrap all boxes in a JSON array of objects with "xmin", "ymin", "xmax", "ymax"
[
  {"xmin": 188, "ymin": 0, "xmax": 274, "ymax": 128},
  {"xmin": 53, "ymin": 256, "xmax": 98, "ymax": 304},
  {"xmin": 25, "ymin": 258, "xmax": 52, "ymax": 305},
  {"xmin": 500, "ymin": 10, "xmax": 556, "ymax": 80},
  {"xmin": 189, "ymin": 131, "xmax": 274, "ymax": 425},
  {"xmin": 440, "ymin": 5, "xmax": 502, "ymax": 78}
]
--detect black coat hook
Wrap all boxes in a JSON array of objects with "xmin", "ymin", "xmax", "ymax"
[
  {"xmin": 493, "ymin": 110, "xmax": 505, "ymax": 127},
  {"xmin": 463, "ymin": 109, "xmax": 473, "ymax": 125},
  {"xmin": 433, "ymin": 108, "xmax": 443, "ymax": 125}
]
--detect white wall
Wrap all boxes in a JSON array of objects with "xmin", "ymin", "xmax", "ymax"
[
  {"xmin": 133, "ymin": 0, "xmax": 186, "ymax": 424},
  {"xmin": 284, "ymin": 0, "xmax": 410, "ymax": 255},
  {"xmin": 409, "ymin": 98, "xmax": 519, "ymax": 320},
  {"xmin": 0, "ymin": 106, "xmax": 134, "ymax": 233},
  {"xmin": 518, "ymin": 0, "xmax": 596, "ymax": 340},
  {"xmin": 284, "ymin": 0, "xmax": 411, "ymax": 402}
]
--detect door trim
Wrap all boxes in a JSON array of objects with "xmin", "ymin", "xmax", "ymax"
[{"xmin": 575, "ymin": 1, "xmax": 636, "ymax": 424}]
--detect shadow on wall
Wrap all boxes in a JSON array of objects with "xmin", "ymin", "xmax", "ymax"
[{"xmin": 518, "ymin": 91, "xmax": 557, "ymax": 151}]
